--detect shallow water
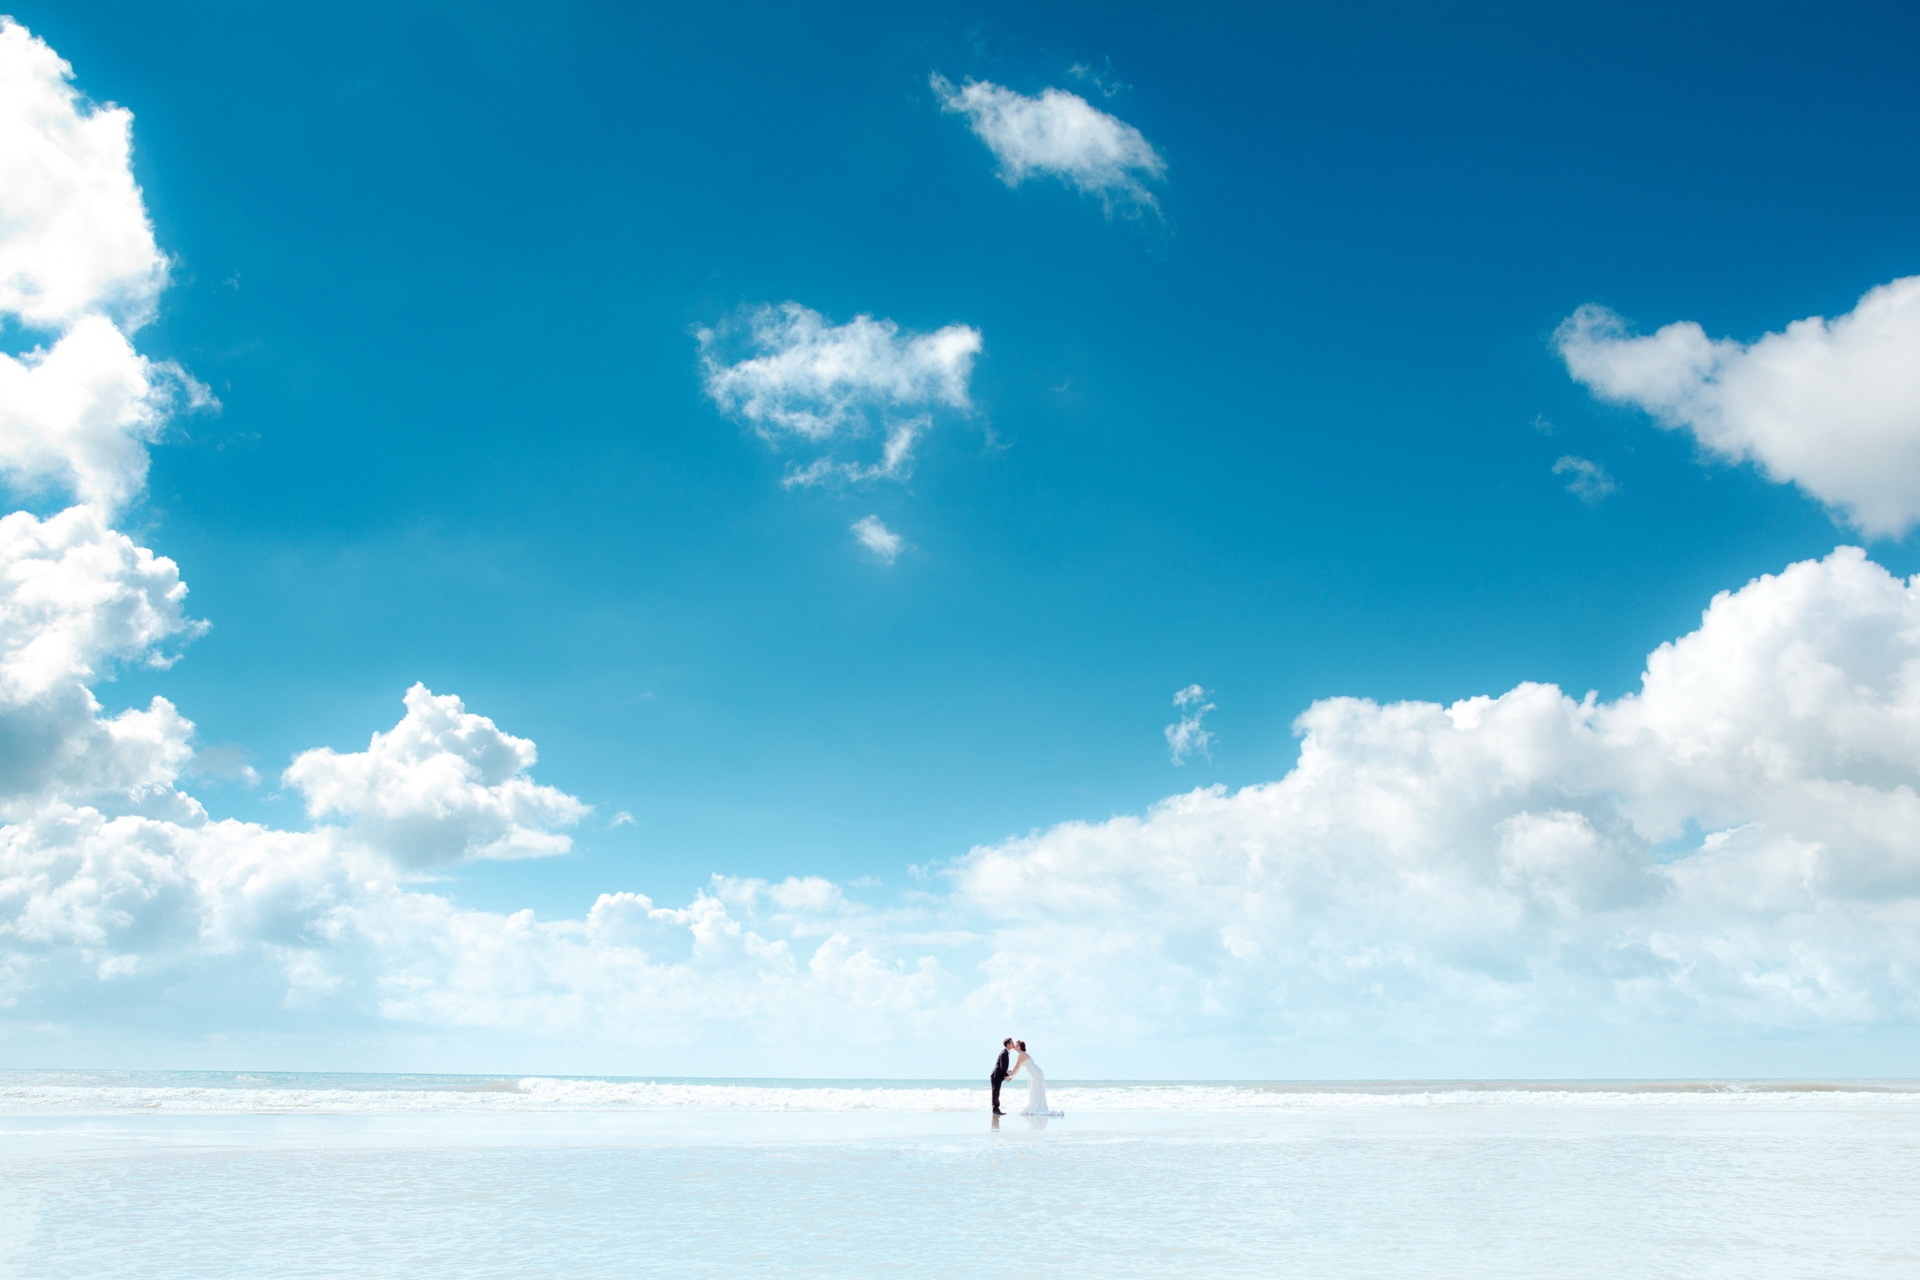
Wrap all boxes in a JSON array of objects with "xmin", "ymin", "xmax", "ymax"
[{"xmin": 3, "ymin": 1073, "xmax": 1917, "ymax": 1278}]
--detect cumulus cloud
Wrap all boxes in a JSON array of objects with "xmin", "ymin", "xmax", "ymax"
[
  {"xmin": 0, "ymin": 22, "xmax": 603, "ymax": 1043},
  {"xmin": 1164, "ymin": 684, "xmax": 1214, "ymax": 764},
  {"xmin": 850, "ymin": 515, "xmax": 902, "ymax": 564},
  {"xmin": 0, "ymin": 315, "xmax": 209, "ymax": 512},
  {"xmin": 0, "ymin": 19, "xmax": 168, "ymax": 331},
  {"xmin": 0, "ymin": 21, "xmax": 210, "ymax": 516},
  {"xmin": 698, "ymin": 302, "xmax": 981, "ymax": 487},
  {"xmin": 10, "ymin": 542, "xmax": 1920, "ymax": 1068},
  {"xmin": 14, "ymin": 19, "xmax": 1920, "ymax": 1074},
  {"xmin": 932, "ymin": 74, "xmax": 1166, "ymax": 215},
  {"xmin": 283, "ymin": 684, "xmax": 587, "ymax": 868},
  {"xmin": 1552, "ymin": 455, "xmax": 1617, "ymax": 505},
  {"xmin": 1559, "ymin": 277, "xmax": 1920, "ymax": 537},
  {"xmin": 955, "ymin": 548, "xmax": 1920, "ymax": 1046},
  {"xmin": 0, "ymin": 504, "xmax": 202, "ymax": 812}
]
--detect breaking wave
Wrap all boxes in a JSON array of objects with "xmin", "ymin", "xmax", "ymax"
[{"xmin": 3, "ymin": 1072, "xmax": 1918, "ymax": 1115}]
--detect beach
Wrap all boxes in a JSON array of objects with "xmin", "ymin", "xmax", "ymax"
[{"xmin": 4, "ymin": 1074, "xmax": 1917, "ymax": 1278}]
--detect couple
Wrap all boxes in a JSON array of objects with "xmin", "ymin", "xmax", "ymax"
[{"xmin": 989, "ymin": 1037, "xmax": 1062, "ymax": 1117}]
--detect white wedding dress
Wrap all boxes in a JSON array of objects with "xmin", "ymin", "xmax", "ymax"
[{"xmin": 1015, "ymin": 1054, "xmax": 1063, "ymax": 1117}]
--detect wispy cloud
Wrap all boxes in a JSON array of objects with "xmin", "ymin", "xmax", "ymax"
[
  {"xmin": 1552, "ymin": 455, "xmax": 1617, "ymax": 506},
  {"xmin": 1067, "ymin": 59, "xmax": 1127, "ymax": 98},
  {"xmin": 851, "ymin": 515, "xmax": 903, "ymax": 564},
  {"xmin": 697, "ymin": 303, "xmax": 981, "ymax": 487},
  {"xmin": 932, "ymin": 74, "xmax": 1166, "ymax": 215},
  {"xmin": 1559, "ymin": 276, "xmax": 1920, "ymax": 537},
  {"xmin": 1165, "ymin": 683, "xmax": 1215, "ymax": 764}
]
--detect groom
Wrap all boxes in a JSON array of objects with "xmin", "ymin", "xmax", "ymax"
[{"xmin": 990, "ymin": 1037, "xmax": 1013, "ymax": 1115}]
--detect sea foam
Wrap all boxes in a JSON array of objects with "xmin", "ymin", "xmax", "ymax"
[{"xmin": 3, "ymin": 1071, "xmax": 1917, "ymax": 1115}]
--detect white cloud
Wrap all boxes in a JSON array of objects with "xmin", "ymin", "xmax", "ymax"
[
  {"xmin": 0, "ymin": 315, "xmax": 207, "ymax": 512},
  {"xmin": 8, "ymin": 543, "xmax": 1920, "ymax": 1070},
  {"xmin": 1165, "ymin": 683, "xmax": 1214, "ymax": 764},
  {"xmin": 0, "ymin": 19, "xmax": 168, "ymax": 331},
  {"xmin": 283, "ymin": 684, "xmax": 587, "ymax": 869},
  {"xmin": 955, "ymin": 548, "xmax": 1920, "ymax": 1047},
  {"xmin": 0, "ymin": 505, "xmax": 198, "ymax": 701},
  {"xmin": 14, "ymin": 20, "xmax": 1920, "ymax": 1074},
  {"xmin": 0, "ymin": 504, "xmax": 202, "ymax": 813},
  {"xmin": 1552, "ymin": 455, "xmax": 1617, "ymax": 505},
  {"xmin": 850, "ymin": 515, "xmax": 902, "ymax": 564},
  {"xmin": 0, "ymin": 22, "xmax": 604, "ymax": 1048},
  {"xmin": 0, "ymin": 21, "xmax": 211, "ymax": 517},
  {"xmin": 1559, "ymin": 277, "xmax": 1920, "ymax": 537},
  {"xmin": 932, "ymin": 75, "xmax": 1166, "ymax": 215},
  {"xmin": 698, "ymin": 303, "xmax": 981, "ymax": 487},
  {"xmin": 1067, "ymin": 60, "xmax": 1127, "ymax": 99},
  {"xmin": 0, "ymin": 24, "xmax": 1034, "ymax": 1061}
]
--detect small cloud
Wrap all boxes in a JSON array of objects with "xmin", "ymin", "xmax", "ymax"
[
  {"xmin": 697, "ymin": 302, "xmax": 981, "ymax": 487},
  {"xmin": 1165, "ymin": 684, "xmax": 1215, "ymax": 765},
  {"xmin": 931, "ymin": 74, "xmax": 1166, "ymax": 216},
  {"xmin": 282, "ymin": 683, "xmax": 587, "ymax": 869},
  {"xmin": 1531, "ymin": 413, "xmax": 1555, "ymax": 436},
  {"xmin": 610, "ymin": 810, "xmax": 635, "ymax": 828},
  {"xmin": 1067, "ymin": 59, "xmax": 1128, "ymax": 98},
  {"xmin": 154, "ymin": 359, "xmax": 220, "ymax": 414},
  {"xmin": 851, "ymin": 515, "xmax": 903, "ymax": 564},
  {"xmin": 1553, "ymin": 455, "xmax": 1618, "ymax": 506}
]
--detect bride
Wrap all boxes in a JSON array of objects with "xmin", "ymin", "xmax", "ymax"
[{"xmin": 1008, "ymin": 1041, "xmax": 1063, "ymax": 1117}]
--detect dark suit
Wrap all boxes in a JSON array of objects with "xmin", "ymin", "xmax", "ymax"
[{"xmin": 990, "ymin": 1047, "xmax": 1010, "ymax": 1113}]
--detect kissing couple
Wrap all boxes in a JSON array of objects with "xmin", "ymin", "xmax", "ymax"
[{"xmin": 990, "ymin": 1037, "xmax": 1062, "ymax": 1117}]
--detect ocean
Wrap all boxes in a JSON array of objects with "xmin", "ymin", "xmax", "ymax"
[{"xmin": 3, "ymin": 1072, "xmax": 1917, "ymax": 1278}]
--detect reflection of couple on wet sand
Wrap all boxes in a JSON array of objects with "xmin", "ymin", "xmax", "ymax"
[{"xmin": 989, "ymin": 1037, "xmax": 1063, "ymax": 1117}]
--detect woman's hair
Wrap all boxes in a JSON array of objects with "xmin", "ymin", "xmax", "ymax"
[{"xmin": 1015, "ymin": 1041, "xmax": 1026, "ymax": 1051}]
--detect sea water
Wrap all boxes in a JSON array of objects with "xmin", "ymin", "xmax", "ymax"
[{"xmin": 3, "ymin": 1073, "xmax": 1918, "ymax": 1278}]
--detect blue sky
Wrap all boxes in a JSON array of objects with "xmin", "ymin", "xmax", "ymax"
[{"xmin": 4, "ymin": 2, "xmax": 1920, "ymax": 1075}]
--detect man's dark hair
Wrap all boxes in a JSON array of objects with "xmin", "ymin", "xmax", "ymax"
[{"xmin": 1003, "ymin": 1037, "xmax": 1013, "ymax": 1046}]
